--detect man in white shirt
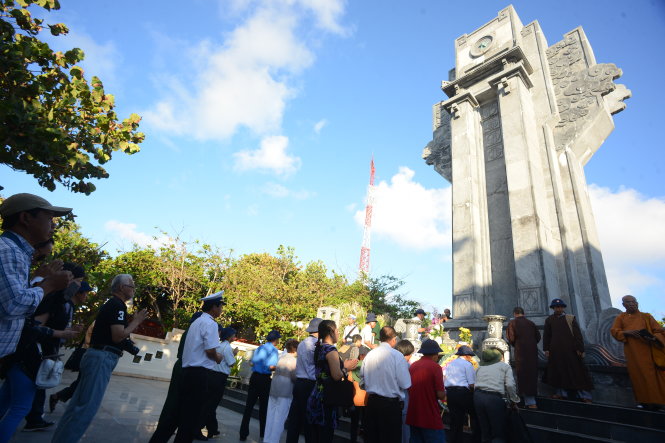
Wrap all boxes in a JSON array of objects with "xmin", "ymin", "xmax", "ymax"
[
  {"xmin": 174, "ymin": 292, "xmax": 224, "ymax": 443},
  {"xmin": 360, "ymin": 313, "xmax": 378, "ymax": 350},
  {"xmin": 285, "ymin": 317, "xmax": 321, "ymax": 443},
  {"xmin": 342, "ymin": 314, "xmax": 360, "ymax": 344},
  {"xmin": 443, "ymin": 346, "xmax": 480, "ymax": 443},
  {"xmin": 361, "ymin": 326, "xmax": 411, "ymax": 443}
]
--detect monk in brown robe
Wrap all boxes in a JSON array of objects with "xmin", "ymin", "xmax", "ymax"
[
  {"xmin": 610, "ymin": 295, "xmax": 665, "ymax": 409},
  {"xmin": 543, "ymin": 298, "xmax": 593, "ymax": 402},
  {"xmin": 507, "ymin": 307, "xmax": 541, "ymax": 408}
]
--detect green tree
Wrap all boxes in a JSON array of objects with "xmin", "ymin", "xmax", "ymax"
[
  {"xmin": 368, "ymin": 274, "xmax": 420, "ymax": 321},
  {"xmin": 220, "ymin": 246, "xmax": 369, "ymax": 341},
  {"xmin": 0, "ymin": 0, "xmax": 144, "ymax": 194}
]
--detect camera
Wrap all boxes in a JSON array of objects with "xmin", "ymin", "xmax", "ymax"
[{"xmin": 119, "ymin": 338, "xmax": 140, "ymax": 355}]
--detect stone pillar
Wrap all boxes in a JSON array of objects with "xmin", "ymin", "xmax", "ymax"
[
  {"xmin": 496, "ymin": 72, "xmax": 561, "ymax": 319},
  {"xmin": 448, "ymin": 93, "xmax": 493, "ymax": 320}
]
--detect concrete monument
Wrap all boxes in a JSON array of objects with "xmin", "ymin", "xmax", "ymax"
[{"xmin": 423, "ymin": 6, "xmax": 630, "ymax": 334}]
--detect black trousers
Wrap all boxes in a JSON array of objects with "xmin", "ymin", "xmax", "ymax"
[
  {"xmin": 202, "ymin": 372, "xmax": 228, "ymax": 434},
  {"xmin": 174, "ymin": 366, "xmax": 213, "ymax": 443},
  {"xmin": 447, "ymin": 387, "xmax": 480, "ymax": 443},
  {"xmin": 364, "ymin": 394, "xmax": 402, "ymax": 443},
  {"xmin": 149, "ymin": 359, "xmax": 183, "ymax": 443},
  {"xmin": 311, "ymin": 404, "xmax": 335, "ymax": 443},
  {"xmin": 239, "ymin": 372, "xmax": 272, "ymax": 439},
  {"xmin": 474, "ymin": 390, "xmax": 507, "ymax": 443},
  {"xmin": 55, "ymin": 374, "xmax": 80, "ymax": 402},
  {"xmin": 285, "ymin": 378, "xmax": 316, "ymax": 443},
  {"xmin": 25, "ymin": 388, "xmax": 45, "ymax": 424},
  {"xmin": 349, "ymin": 406, "xmax": 364, "ymax": 443}
]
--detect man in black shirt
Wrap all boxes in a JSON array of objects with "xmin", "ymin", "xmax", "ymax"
[{"xmin": 52, "ymin": 274, "xmax": 147, "ymax": 443}]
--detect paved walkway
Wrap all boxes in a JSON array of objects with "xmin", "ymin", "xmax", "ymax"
[{"xmin": 10, "ymin": 370, "xmax": 276, "ymax": 443}]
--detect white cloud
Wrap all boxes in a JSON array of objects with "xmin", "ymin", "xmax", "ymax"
[
  {"xmin": 234, "ymin": 135, "xmax": 301, "ymax": 176},
  {"xmin": 588, "ymin": 184, "xmax": 665, "ymax": 304},
  {"xmin": 297, "ymin": 0, "xmax": 349, "ymax": 35},
  {"xmin": 144, "ymin": 0, "xmax": 348, "ymax": 141},
  {"xmin": 262, "ymin": 182, "xmax": 314, "ymax": 199},
  {"xmin": 354, "ymin": 167, "xmax": 452, "ymax": 250},
  {"xmin": 313, "ymin": 119, "xmax": 328, "ymax": 134},
  {"xmin": 104, "ymin": 220, "xmax": 171, "ymax": 249}
]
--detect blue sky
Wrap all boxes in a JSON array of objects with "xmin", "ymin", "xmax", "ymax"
[{"xmin": 3, "ymin": 0, "xmax": 665, "ymax": 319}]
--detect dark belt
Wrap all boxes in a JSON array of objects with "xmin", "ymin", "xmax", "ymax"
[
  {"xmin": 476, "ymin": 389, "xmax": 503, "ymax": 397},
  {"xmin": 296, "ymin": 377, "xmax": 315, "ymax": 382},
  {"xmin": 368, "ymin": 393, "xmax": 401, "ymax": 402},
  {"xmin": 446, "ymin": 386, "xmax": 471, "ymax": 391},
  {"xmin": 91, "ymin": 345, "xmax": 122, "ymax": 356}
]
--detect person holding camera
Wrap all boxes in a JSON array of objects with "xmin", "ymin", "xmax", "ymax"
[{"xmin": 52, "ymin": 274, "xmax": 147, "ymax": 443}]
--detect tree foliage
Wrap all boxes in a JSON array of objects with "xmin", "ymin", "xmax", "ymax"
[
  {"xmin": 367, "ymin": 274, "xmax": 421, "ymax": 321},
  {"xmin": 0, "ymin": 0, "xmax": 144, "ymax": 194},
  {"xmin": 42, "ymin": 223, "xmax": 415, "ymax": 342}
]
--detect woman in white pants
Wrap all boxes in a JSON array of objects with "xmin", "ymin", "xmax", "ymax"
[{"xmin": 263, "ymin": 339, "xmax": 299, "ymax": 443}]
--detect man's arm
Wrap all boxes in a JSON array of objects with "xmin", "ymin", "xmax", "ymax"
[
  {"xmin": 110, "ymin": 309, "xmax": 148, "ymax": 344},
  {"xmin": 205, "ymin": 347, "xmax": 223, "ymax": 364},
  {"xmin": 0, "ymin": 249, "xmax": 46, "ymax": 316}
]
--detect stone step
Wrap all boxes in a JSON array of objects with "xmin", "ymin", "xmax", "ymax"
[
  {"xmin": 526, "ymin": 425, "xmax": 618, "ymax": 443},
  {"xmin": 521, "ymin": 409, "xmax": 665, "ymax": 442},
  {"xmin": 220, "ymin": 387, "xmax": 354, "ymax": 440},
  {"xmin": 534, "ymin": 397, "xmax": 665, "ymax": 430}
]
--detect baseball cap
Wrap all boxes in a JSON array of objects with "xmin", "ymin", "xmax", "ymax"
[{"xmin": 0, "ymin": 193, "xmax": 72, "ymax": 218}]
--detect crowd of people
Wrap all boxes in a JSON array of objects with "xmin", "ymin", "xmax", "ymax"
[{"xmin": 0, "ymin": 192, "xmax": 664, "ymax": 443}]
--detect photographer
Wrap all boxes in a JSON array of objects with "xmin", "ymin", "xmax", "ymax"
[{"xmin": 52, "ymin": 274, "xmax": 147, "ymax": 443}]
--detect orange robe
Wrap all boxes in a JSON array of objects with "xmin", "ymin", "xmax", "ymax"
[{"xmin": 610, "ymin": 312, "xmax": 665, "ymax": 405}]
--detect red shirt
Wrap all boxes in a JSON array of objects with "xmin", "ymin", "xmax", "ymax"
[{"xmin": 406, "ymin": 357, "xmax": 445, "ymax": 429}]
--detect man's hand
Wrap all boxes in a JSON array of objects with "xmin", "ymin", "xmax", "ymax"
[
  {"xmin": 39, "ymin": 269, "xmax": 73, "ymax": 294},
  {"xmin": 233, "ymin": 347, "xmax": 239, "ymax": 356},
  {"xmin": 133, "ymin": 309, "xmax": 148, "ymax": 324},
  {"xmin": 344, "ymin": 358, "xmax": 358, "ymax": 370},
  {"xmin": 54, "ymin": 327, "xmax": 79, "ymax": 340},
  {"xmin": 544, "ymin": 351, "xmax": 550, "ymax": 359},
  {"xmin": 33, "ymin": 259, "xmax": 63, "ymax": 279}
]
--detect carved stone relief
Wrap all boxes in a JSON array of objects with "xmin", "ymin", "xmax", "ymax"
[
  {"xmin": 455, "ymin": 293, "xmax": 472, "ymax": 318},
  {"xmin": 518, "ymin": 286, "xmax": 544, "ymax": 314},
  {"xmin": 547, "ymin": 32, "xmax": 630, "ymax": 151},
  {"xmin": 480, "ymin": 100, "xmax": 504, "ymax": 162},
  {"xmin": 422, "ymin": 102, "xmax": 452, "ymax": 182}
]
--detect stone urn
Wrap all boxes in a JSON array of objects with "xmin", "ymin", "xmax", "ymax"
[
  {"xmin": 481, "ymin": 315, "xmax": 509, "ymax": 361},
  {"xmin": 403, "ymin": 318, "xmax": 422, "ymax": 352}
]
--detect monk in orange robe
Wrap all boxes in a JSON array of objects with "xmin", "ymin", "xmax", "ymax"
[{"xmin": 610, "ymin": 295, "xmax": 665, "ymax": 409}]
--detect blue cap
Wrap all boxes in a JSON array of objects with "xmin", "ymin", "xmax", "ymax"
[
  {"xmin": 306, "ymin": 318, "xmax": 323, "ymax": 333},
  {"xmin": 266, "ymin": 330, "xmax": 281, "ymax": 342},
  {"xmin": 419, "ymin": 339, "xmax": 443, "ymax": 355},
  {"xmin": 78, "ymin": 281, "xmax": 92, "ymax": 293},
  {"xmin": 365, "ymin": 313, "xmax": 377, "ymax": 323},
  {"xmin": 549, "ymin": 298, "xmax": 567, "ymax": 308},
  {"xmin": 415, "ymin": 308, "xmax": 426, "ymax": 316},
  {"xmin": 220, "ymin": 327, "xmax": 237, "ymax": 341}
]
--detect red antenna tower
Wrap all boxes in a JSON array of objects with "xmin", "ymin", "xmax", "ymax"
[{"xmin": 359, "ymin": 156, "xmax": 375, "ymax": 278}]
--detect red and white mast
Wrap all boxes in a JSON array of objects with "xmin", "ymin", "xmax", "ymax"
[{"xmin": 359, "ymin": 157, "xmax": 375, "ymax": 278}]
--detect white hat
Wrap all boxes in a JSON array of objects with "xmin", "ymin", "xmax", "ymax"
[{"xmin": 200, "ymin": 291, "xmax": 225, "ymax": 302}]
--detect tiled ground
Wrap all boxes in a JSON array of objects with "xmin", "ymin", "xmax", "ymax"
[{"xmin": 10, "ymin": 370, "xmax": 274, "ymax": 443}]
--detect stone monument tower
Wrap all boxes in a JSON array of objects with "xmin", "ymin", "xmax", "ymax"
[{"xmin": 423, "ymin": 6, "xmax": 630, "ymax": 333}]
